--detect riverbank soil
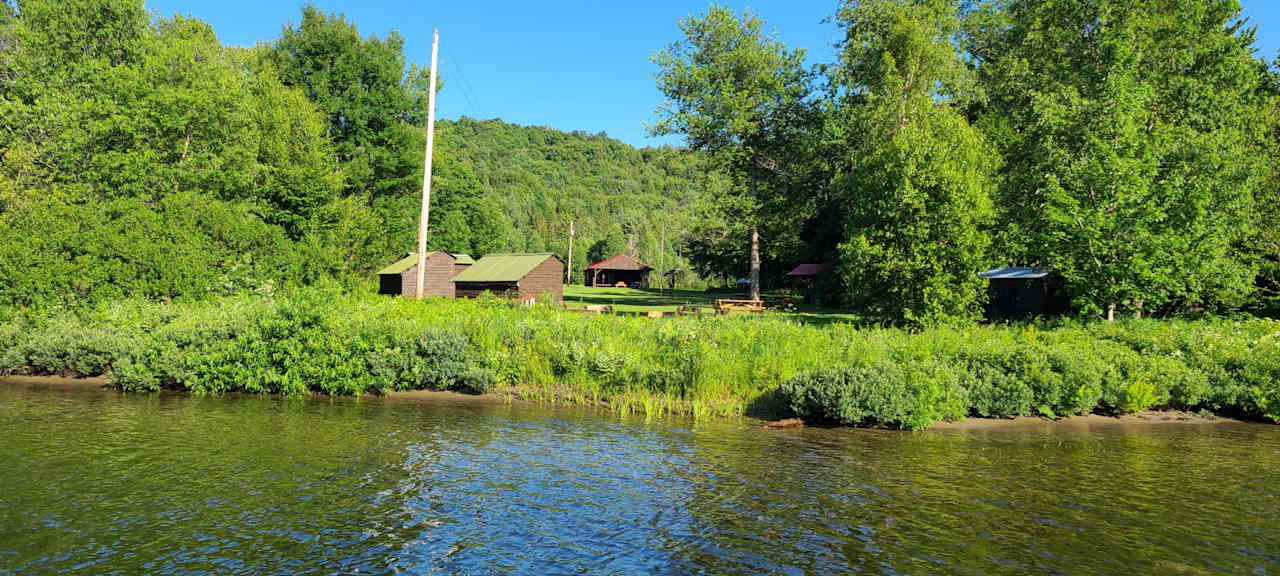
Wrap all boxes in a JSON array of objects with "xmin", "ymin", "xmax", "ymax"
[
  {"xmin": 930, "ymin": 410, "xmax": 1239, "ymax": 430},
  {"xmin": 0, "ymin": 375, "xmax": 110, "ymax": 389},
  {"xmin": 0, "ymin": 375, "xmax": 509, "ymax": 407}
]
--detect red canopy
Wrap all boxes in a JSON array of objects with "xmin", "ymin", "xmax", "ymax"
[{"xmin": 786, "ymin": 263, "xmax": 824, "ymax": 277}]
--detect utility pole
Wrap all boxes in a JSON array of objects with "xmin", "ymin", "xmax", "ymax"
[
  {"xmin": 415, "ymin": 29, "xmax": 440, "ymax": 299},
  {"xmin": 566, "ymin": 220, "xmax": 575, "ymax": 285}
]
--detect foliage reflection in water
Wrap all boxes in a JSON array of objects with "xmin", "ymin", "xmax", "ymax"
[{"xmin": 1, "ymin": 381, "xmax": 1278, "ymax": 575}]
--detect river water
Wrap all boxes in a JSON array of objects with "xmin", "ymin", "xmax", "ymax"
[{"xmin": 1, "ymin": 380, "xmax": 1278, "ymax": 575}]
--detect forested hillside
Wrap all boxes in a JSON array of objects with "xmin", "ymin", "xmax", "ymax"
[
  {"xmin": 0, "ymin": 1, "xmax": 722, "ymax": 311},
  {"xmin": 397, "ymin": 118, "xmax": 729, "ymax": 281},
  {"xmin": 3, "ymin": 0, "xmax": 1279, "ymax": 323}
]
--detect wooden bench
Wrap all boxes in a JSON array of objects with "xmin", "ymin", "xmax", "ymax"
[
  {"xmin": 676, "ymin": 305, "xmax": 702, "ymax": 316},
  {"xmin": 765, "ymin": 295, "xmax": 799, "ymax": 311},
  {"xmin": 583, "ymin": 304, "xmax": 614, "ymax": 314},
  {"xmin": 715, "ymin": 298, "xmax": 765, "ymax": 314}
]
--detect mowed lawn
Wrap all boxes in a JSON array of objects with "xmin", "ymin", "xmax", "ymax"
[{"xmin": 562, "ymin": 285, "xmax": 859, "ymax": 324}]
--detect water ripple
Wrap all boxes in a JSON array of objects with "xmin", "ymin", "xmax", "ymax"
[{"xmin": 1, "ymin": 383, "xmax": 1278, "ymax": 575}]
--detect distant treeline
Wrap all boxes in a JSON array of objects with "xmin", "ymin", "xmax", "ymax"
[{"xmin": 0, "ymin": 0, "xmax": 723, "ymax": 312}]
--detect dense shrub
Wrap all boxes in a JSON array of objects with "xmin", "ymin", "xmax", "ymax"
[
  {"xmin": 368, "ymin": 329, "xmax": 494, "ymax": 394},
  {"xmin": 0, "ymin": 292, "xmax": 1277, "ymax": 426}
]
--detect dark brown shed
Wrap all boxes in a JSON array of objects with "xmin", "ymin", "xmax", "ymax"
[
  {"xmin": 377, "ymin": 251, "xmax": 457, "ymax": 298},
  {"xmin": 583, "ymin": 253, "xmax": 654, "ymax": 288},
  {"xmin": 453, "ymin": 253, "xmax": 565, "ymax": 303},
  {"xmin": 978, "ymin": 267, "xmax": 1069, "ymax": 320}
]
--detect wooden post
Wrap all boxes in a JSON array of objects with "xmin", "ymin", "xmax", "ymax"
[
  {"xmin": 415, "ymin": 29, "xmax": 440, "ymax": 299},
  {"xmin": 566, "ymin": 220, "xmax": 574, "ymax": 285}
]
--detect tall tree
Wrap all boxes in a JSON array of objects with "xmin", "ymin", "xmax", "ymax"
[
  {"xmin": 832, "ymin": 0, "xmax": 996, "ymax": 324},
  {"xmin": 968, "ymin": 0, "xmax": 1267, "ymax": 319},
  {"xmin": 1255, "ymin": 57, "xmax": 1280, "ymax": 316},
  {"xmin": 267, "ymin": 6, "xmax": 430, "ymax": 199},
  {"xmin": 651, "ymin": 5, "xmax": 809, "ymax": 300}
]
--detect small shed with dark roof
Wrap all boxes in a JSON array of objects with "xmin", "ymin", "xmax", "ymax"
[
  {"xmin": 583, "ymin": 254, "xmax": 654, "ymax": 288},
  {"xmin": 377, "ymin": 251, "xmax": 457, "ymax": 298},
  {"xmin": 454, "ymin": 253, "xmax": 565, "ymax": 303},
  {"xmin": 979, "ymin": 267, "xmax": 1069, "ymax": 320},
  {"xmin": 785, "ymin": 263, "xmax": 827, "ymax": 305}
]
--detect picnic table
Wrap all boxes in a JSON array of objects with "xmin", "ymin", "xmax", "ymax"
[{"xmin": 715, "ymin": 298, "xmax": 765, "ymax": 314}]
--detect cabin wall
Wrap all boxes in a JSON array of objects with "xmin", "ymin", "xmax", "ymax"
[
  {"xmin": 519, "ymin": 258, "xmax": 565, "ymax": 303},
  {"xmin": 397, "ymin": 253, "xmax": 456, "ymax": 298}
]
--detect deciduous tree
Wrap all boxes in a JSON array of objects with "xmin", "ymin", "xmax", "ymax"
[
  {"xmin": 833, "ymin": 0, "xmax": 996, "ymax": 324},
  {"xmin": 651, "ymin": 5, "xmax": 810, "ymax": 300}
]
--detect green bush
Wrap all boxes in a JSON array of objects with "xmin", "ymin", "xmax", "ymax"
[
  {"xmin": 15, "ymin": 319, "xmax": 138, "ymax": 377},
  {"xmin": 963, "ymin": 362, "xmax": 1033, "ymax": 418},
  {"xmin": 1, "ymin": 292, "xmax": 1277, "ymax": 426},
  {"xmin": 0, "ymin": 319, "xmax": 26, "ymax": 374},
  {"xmin": 779, "ymin": 357, "xmax": 965, "ymax": 430},
  {"xmin": 368, "ymin": 329, "xmax": 493, "ymax": 394}
]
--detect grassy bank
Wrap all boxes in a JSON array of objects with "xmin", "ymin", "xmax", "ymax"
[{"xmin": 0, "ymin": 290, "xmax": 1277, "ymax": 428}]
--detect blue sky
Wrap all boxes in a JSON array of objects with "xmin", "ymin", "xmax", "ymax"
[{"xmin": 145, "ymin": 1, "xmax": 1280, "ymax": 149}]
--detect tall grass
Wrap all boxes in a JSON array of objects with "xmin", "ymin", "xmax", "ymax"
[{"xmin": 0, "ymin": 289, "xmax": 1277, "ymax": 427}]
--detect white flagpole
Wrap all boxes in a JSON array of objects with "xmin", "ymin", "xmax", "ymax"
[{"xmin": 415, "ymin": 29, "xmax": 440, "ymax": 299}]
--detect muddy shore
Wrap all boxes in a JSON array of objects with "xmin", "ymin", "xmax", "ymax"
[{"xmin": 0, "ymin": 375, "xmax": 1253, "ymax": 428}]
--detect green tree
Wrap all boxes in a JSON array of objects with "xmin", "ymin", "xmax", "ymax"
[
  {"xmin": 651, "ymin": 5, "xmax": 810, "ymax": 300},
  {"xmin": 1255, "ymin": 58, "xmax": 1280, "ymax": 315},
  {"xmin": 968, "ymin": 0, "xmax": 1267, "ymax": 319},
  {"xmin": 833, "ymin": 0, "xmax": 996, "ymax": 324},
  {"xmin": 241, "ymin": 48, "xmax": 343, "ymax": 238},
  {"xmin": 267, "ymin": 6, "xmax": 429, "ymax": 200},
  {"xmin": 587, "ymin": 224, "xmax": 627, "ymax": 265}
]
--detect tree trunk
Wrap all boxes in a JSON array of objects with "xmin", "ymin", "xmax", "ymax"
[
  {"xmin": 748, "ymin": 175, "xmax": 761, "ymax": 302},
  {"xmin": 750, "ymin": 225, "xmax": 760, "ymax": 301},
  {"xmin": 1106, "ymin": 303, "xmax": 1116, "ymax": 322}
]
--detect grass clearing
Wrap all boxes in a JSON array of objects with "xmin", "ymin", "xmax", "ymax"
[{"xmin": 563, "ymin": 285, "xmax": 860, "ymax": 324}]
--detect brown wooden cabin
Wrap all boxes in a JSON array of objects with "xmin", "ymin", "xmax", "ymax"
[
  {"xmin": 453, "ymin": 253, "xmax": 565, "ymax": 303},
  {"xmin": 979, "ymin": 267, "xmax": 1069, "ymax": 320},
  {"xmin": 377, "ymin": 252, "xmax": 457, "ymax": 298},
  {"xmin": 583, "ymin": 253, "xmax": 654, "ymax": 288}
]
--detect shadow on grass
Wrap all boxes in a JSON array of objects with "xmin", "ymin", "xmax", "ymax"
[
  {"xmin": 745, "ymin": 387, "xmax": 794, "ymax": 420},
  {"xmin": 563, "ymin": 286, "xmax": 862, "ymax": 325}
]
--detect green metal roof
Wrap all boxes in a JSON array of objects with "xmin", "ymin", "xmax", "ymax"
[
  {"xmin": 376, "ymin": 252, "xmax": 456, "ymax": 275},
  {"xmin": 452, "ymin": 253, "xmax": 557, "ymax": 283},
  {"xmin": 453, "ymin": 253, "xmax": 475, "ymax": 265},
  {"xmin": 377, "ymin": 254, "xmax": 418, "ymax": 275}
]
